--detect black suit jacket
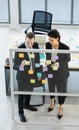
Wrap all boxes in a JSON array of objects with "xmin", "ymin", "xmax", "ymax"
[
  {"xmin": 45, "ymin": 42, "xmax": 71, "ymax": 80},
  {"xmin": 14, "ymin": 42, "xmax": 41, "ymax": 81}
]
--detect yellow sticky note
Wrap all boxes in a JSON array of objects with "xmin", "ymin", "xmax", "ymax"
[
  {"xmin": 53, "ymin": 66, "xmax": 58, "ymax": 71},
  {"xmin": 28, "ymin": 70, "xmax": 34, "ymax": 74},
  {"xmin": 46, "ymin": 60, "xmax": 51, "ymax": 65},
  {"xmin": 25, "ymin": 60, "xmax": 30, "ymax": 65},
  {"xmin": 73, "ymin": 55, "xmax": 79, "ymax": 58},
  {"xmin": 30, "ymin": 79, "xmax": 35, "ymax": 83},
  {"xmin": 19, "ymin": 53, "xmax": 24, "ymax": 58},
  {"xmin": 42, "ymin": 79, "xmax": 46, "ymax": 84},
  {"xmin": 29, "ymin": 53, "xmax": 35, "ymax": 58}
]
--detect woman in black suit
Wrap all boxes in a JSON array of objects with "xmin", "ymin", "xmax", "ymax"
[{"xmin": 45, "ymin": 29, "xmax": 70, "ymax": 119}]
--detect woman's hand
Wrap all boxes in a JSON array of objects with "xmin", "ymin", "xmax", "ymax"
[{"xmin": 51, "ymin": 62, "xmax": 59, "ymax": 70}]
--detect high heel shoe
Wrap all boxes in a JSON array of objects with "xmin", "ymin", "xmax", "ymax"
[
  {"xmin": 57, "ymin": 108, "xmax": 63, "ymax": 119},
  {"xmin": 48, "ymin": 100, "xmax": 56, "ymax": 112},
  {"xmin": 48, "ymin": 107, "xmax": 53, "ymax": 112},
  {"xmin": 57, "ymin": 114, "xmax": 63, "ymax": 119}
]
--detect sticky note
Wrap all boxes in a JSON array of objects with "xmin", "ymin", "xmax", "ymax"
[
  {"xmin": 35, "ymin": 63, "xmax": 40, "ymax": 67},
  {"xmin": 28, "ymin": 70, "xmax": 34, "ymax": 74},
  {"xmin": 29, "ymin": 53, "xmax": 35, "ymax": 58},
  {"xmin": 53, "ymin": 55, "xmax": 58, "ymax": 60},
  {"xmin": 43, "ymin": 66, "xmax": 48, "ymax": 72},
  {"xmin": 48, "ymin": 74, "xmax": 53, "ymax": 78},
  {"xmin": 42, "ymin": 79, "xmax": 46, "ymax": 84},
  {"xmin": 73, "ymin": 55, "xmax": 79, "ymax": 58},
  {"xmin": 40, "ymin": 53, "xmax": 45, "ymax": 59},
  {"xmin": 37, "ymin": 72, "xmax": 42, "ymax": 77},
  {"xmin": 53, "ymin": 66, "xmax": 58, "ymax": 71},
  {"xmin": 46, "ymin": 60, "xmax": 51, "ymax": 65},
  {"xmin": 19, "ymin": 66, "xmax": 24, "ymax": 71},
  {"xmin": 19, "ymin": 53, "xmax": 24, "ymax": 58},
  {"xmin": 30, "ymin": 79, "xmax": 35, "ymax": 83},
  {"xmin": 24, "ymin": 60, "xmax": 30, "ymax": 65},
  {"xmin": 76, "ymin": 45, "xmax": 79, "ymax": 48}
]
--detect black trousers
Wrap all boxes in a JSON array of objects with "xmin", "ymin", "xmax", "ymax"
[
  {"xmin": 18, "ymin": 94, "xmax": 31, "ymax": 114},
  {"xmin": 48, "ymin": 78, "xmax": 68, "ymax": 105},
  {"xmin": 17, "ymin": 80, "xmax": 33, "ymax": 114}
]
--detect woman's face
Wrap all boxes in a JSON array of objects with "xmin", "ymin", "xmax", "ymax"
[{"xmin": 49, "ymin": 37, "xmax": 59, "ymax": 47}]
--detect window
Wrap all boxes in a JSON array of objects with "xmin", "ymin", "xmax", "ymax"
[
  {"xmin": 19, "ymin": 0, "xmax": 79, "ymax": 25},
  {"xmin": 47, "ymin": 0, "xmax": 71, "ymax": 24},
  {"xmin": 0, "ymin": 0, "xmax": 10, "ymax": 23},
  {"xmin": 19, "ymin": 0, "xmax": 45, "ymax": 23},
  {"xmin": 73, "ymin": 0, "xmax": 79, "ymax": 24}
]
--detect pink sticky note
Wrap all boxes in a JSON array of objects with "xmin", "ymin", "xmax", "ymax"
[
  {"xmin": 43, "ymin": 66, "xmax": 48, "ymax": 72},
  {"xmin": 53, "ymin": 55, "xmax": 58, "ymax": 60},
  {"xmin": 19, "ymin": 66, "xmax": 24, "ymax": 71},
  {"xmin": 48, "ymin": 74, "xmax": 53, "ymax": 78}
]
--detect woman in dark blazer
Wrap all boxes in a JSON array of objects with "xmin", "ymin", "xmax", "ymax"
[{"xmin": 45, "ymin": 29, "xmax": 70, "ymax": 119}]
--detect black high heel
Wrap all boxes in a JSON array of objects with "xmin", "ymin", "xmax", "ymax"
[
  {"xmin": 57, "ymin": 114, "xmax": 63, "ymax": 119},
  {"xmin": 48, "ymin": 107, "xmax": 53, "ymax": 112},
  {"xmin": 57, "ymin": 108, "xmax": 63, "ymax": 119},
  {"xmin": 48, "ymin": 100, "xmax": 56, "ymax": 112}
]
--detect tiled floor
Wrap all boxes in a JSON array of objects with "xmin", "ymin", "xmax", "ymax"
[{"xmin": 1, "ymin": 92, "xmax": 79, "ymax": 130}]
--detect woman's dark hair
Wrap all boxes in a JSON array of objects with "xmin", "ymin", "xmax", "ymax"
[
  {"xmin": 26, "ymin": 32, "xmax": 35, "ymax": 39},
  {"xmin": 48, "ymin": 29, "xmax": 60, "ymax": 41}
]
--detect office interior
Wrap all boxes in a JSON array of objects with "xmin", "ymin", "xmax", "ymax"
[{"xmin": 0, "ymin": 0, "xmax": 79, "ymax": 130}]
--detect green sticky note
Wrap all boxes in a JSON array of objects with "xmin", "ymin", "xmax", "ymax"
[{"xmin": 30, "ymin": 79, "xmax": 35, "ymax": 83}]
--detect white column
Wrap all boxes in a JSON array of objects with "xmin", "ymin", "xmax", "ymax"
[{"xmin": 9, "ymin": 0, "xmax": 19, "ymax": 28}]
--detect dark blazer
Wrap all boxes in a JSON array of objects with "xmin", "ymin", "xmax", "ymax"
[
  {"xmin": 45, "ymin": 42, "xmax": 71, "ymax": 80},
  {"xmin": 14, "ymin": 42, "xmax": 41, "ymax": 82}
]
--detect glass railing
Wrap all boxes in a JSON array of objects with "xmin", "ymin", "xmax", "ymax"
[{"xmin": 9, "ymin": 48, "xmax": 79, "ymax": 128}]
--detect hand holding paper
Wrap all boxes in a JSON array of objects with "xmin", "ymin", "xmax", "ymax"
[{"xmin": 51, "ymin": 62, "xmax": 59, "ymax": 70}]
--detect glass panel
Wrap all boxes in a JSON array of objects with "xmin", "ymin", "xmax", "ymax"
[
  {"xmin": 73, "ymin": 0, "xmax": 79, "ymax": 24},
  {"xmin": 47, "ymin": 0, "xmax": 71, "ymax": 24},
  {"xmin": 19, "ymin": 0, "xmax": 45, "ymax": 23},
  {"xmin": 0, "ymin": 0, "xmax": 10, "ymax": 23},
  {"xmin": 10, "ymin": 49, "xmax": 79, "ymax": 126},
  {"xmin": 11, "ymin": 49, "xmax": 79, "ymax": 95}
]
